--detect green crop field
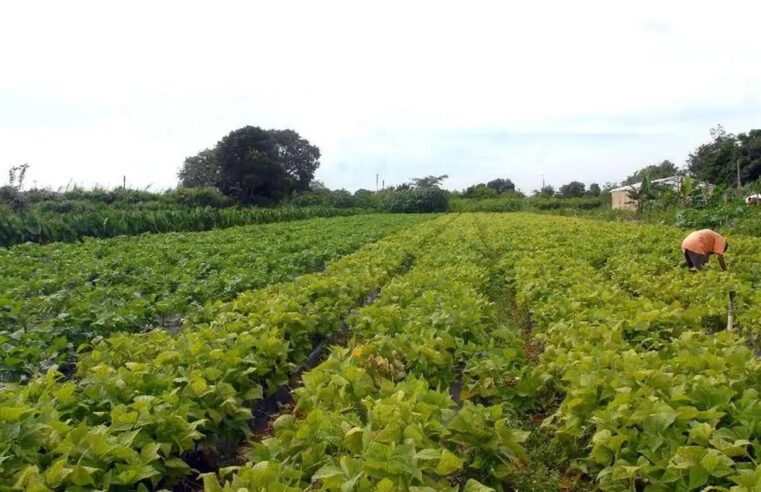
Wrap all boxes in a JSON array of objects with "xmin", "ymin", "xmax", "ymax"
[{"xmin": 2, "ymin": 213, "xmax": 761, "ymax": 491}]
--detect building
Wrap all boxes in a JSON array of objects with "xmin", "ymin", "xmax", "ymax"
[{"xmin": 609, "ymin": 176, "xmax": 684, "ymax": 211}]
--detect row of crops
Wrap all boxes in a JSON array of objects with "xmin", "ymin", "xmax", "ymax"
[
  {"xmin": 3, "ymin": 213, "xmax": 761, "ymax": 490},
  {"xmin": 0, "ymin": 214, "xmax": 431, "ymax": 381},
  {"xmin": 0, "ymin": 216, "xmax": 448, "ymax": 490},
  {"xmin": 0, "ymin": 206, "xmax": 365, "ymax": 247}
]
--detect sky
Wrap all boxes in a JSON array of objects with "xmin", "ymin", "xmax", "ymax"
[{"xmin": 1, "ymin": 1, "xmax": 759, "ymax": 194}]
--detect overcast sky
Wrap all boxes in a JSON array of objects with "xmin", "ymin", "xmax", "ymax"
[{"xmin": 1, "ymin": 1, "xmax": 759, "ymax": 193}]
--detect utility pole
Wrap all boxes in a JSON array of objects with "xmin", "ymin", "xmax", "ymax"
[
  {"xmin": 382, "ymin": 180, "xmax": 385, "ymax": 190},
  {"xmin": 376, "ymin": 173, "xmax": 379, "ymax": 192},
  {"xmin": 541, "ymin": 174, "xmax": 545, "ymax": 189},
  {"xmin": 123, "ymin": 175, "xmax": 126, "ymax": 189}
]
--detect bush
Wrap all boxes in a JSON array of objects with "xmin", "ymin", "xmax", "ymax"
[
  {"xmin": 448, "ymin": 195, "xmax": 526, "ymax": 212},
  {"xmin": 381, "ymin": 188, "xmax": 449, "ymax": 213},
  {"xmin": 165, "ymin": 187, "xmax": 232, "ymax": 208},
  {"xmin": 0, "ymin": 186, "xmax": 27, "ymax": 212}
]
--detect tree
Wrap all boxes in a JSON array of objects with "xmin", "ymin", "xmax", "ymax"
[
  {"xmin": 537, "ymin": 185, "xmax": 555, "ymax": 197},
  {"xmin": 736, "ymin": 129, "xmax": 761, "ymax": 184},
  {"xmin": 178, "ymin": 149, "xmax": 218, "ymax": 188},
  {"xmin": 626, "ymin": 173, "xmax": 666, "ymax": 212},
  {"xmin": 687, "ymin": 126, "xmax": 739, "ymax": 187},
  {"xmin": 410, "ymin": 175, "xmax": 448, "ymax": 188},
  {"xmin": 587, "ymin": 183, "xmax": 601, "ymax": 197},
  {"xmin": 623, "ymin": 160, "xmax": 678, "ymax": 185},
  {"xmin": 486, "ymin": 178, "xmax": 516, "ymax": 194},
  {"xmin": 463, "ymin": 183, "xmax": 497, "ymax": 198},
  {"xmin": 215, "ymin": 126, "xmax": 293, "ymax": 205},
  {"xmin": 309, "ymin": 180, "xmax": 331, "ymax": 194},
  {"xmin": 558, "ymin": 181, "xmax": 586, "ymax": 198},
  {"xmin": 268, "ymin": 129, "xmax": 321, "ymax": 192},
  {"xmin": 8, "ymin": 163, "xmax": 30, "ymax": 190}
]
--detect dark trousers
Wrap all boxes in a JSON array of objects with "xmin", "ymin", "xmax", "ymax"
[{"xmin": 684, "ymin": 250, "xmax": 708, "ymax": 269}]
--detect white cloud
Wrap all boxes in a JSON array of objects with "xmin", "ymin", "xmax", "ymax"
[{"xmin": 1, "ymin": 0, "xmax": 759, "ymax": 192}]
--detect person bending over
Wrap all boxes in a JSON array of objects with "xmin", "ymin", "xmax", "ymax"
[{"xmin": 681, "ymin": 229, "xmax": 728, "ymax": 271}]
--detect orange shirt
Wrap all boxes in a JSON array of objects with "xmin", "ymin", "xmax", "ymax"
[{"xmin": 681, "ymin": 229, "xmax": 727, "ymax": 256}]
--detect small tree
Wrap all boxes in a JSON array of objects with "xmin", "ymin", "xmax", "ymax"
[
  {"xmin": 410, "ymin": 175, "xmax": 448, "ymax": 188},
  {"xmin": 8, "ymin": 163, "xmax": 30, "ymax": 190},
  {"xmin": 626, "ymin": 173, "xmax": 667, "ymax": 212},
  {"xmin": 587, "ymin": 183, "xmax": 601, "ymax": 197}
]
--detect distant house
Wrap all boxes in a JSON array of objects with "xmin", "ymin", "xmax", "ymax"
[
  {"xmin": 609, "ymin": 176, "xmax": 683, "ymax": 211},
  {"xmin": 746, "ymin": 193, "xmax": 761, "ymax": 205}
]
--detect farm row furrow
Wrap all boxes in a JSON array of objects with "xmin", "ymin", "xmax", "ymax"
[
  {"xmin": 494, "ymin": 214, "xmax": 761, "ymax": 491},
  {"xmin": 0, "ymin": 214, "xmax": 431, "ymax": 380},
  {"xmin": 204, "ymin": 215, "xmax": 528, "ymax": 491},
  {"xmin": 0, "ymin": 218, "xmax": 444, "ymax": 491}
]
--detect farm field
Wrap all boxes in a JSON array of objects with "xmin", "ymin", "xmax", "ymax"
[
  {"xmin": 0, "ymin": 214, "xmax": 431, "ymax": 381},
  {"xmin": 3, "ymin": 213, "xmax": 761, "ymax": 491}
]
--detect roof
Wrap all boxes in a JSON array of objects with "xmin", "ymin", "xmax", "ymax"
[{"xmin": 609, "ymin": 176, "xmax": 683, "ymax": 193}]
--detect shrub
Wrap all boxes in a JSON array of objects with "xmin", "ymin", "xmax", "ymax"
[
  {"xmin": 165, "ymin": 187, "xmax": 232, "ymax": 208},
  {"xmin": 381, "ymin": 188, "xmax": 449, "ymax": 213}
]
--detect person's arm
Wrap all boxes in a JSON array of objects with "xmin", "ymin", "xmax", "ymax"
[{"xmin": 718, "ymin": 255, "xmax": 727, "ymax": 271}]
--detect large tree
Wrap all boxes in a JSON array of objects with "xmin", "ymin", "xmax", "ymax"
[
  {"xmin": 178, "ymin": 148, "xmax": 218, "ymax": 188},
  {"xmin": 215, "ymin": 126, "xmax": 293, "ymax": 204},
  {"xmin": 177, "ymin": 126, "xmax": 322, "ymax": 203},
  {"xmin": 268, "ymin": 129, "xmax": 321, "ymax": 191},
  {"xmin": 623, "ymin": 160, "xmax": 679, "ymax": 185}
]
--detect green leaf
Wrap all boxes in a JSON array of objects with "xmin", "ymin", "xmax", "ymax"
[
  {"xmin": 415, "ymin": 449, "xmax": 441, "ymax": 461},
  {"xmin": 200, "ymin": 472, "xmax": 223, "ymax": 492},
  {"xmin": 377, "ymin": 478, "xmax": 396, "ymax": 492},
  {"xmin": 463, "ymin": 479, "xmax": 496, "ymax": 492},
  {"xmin": 688, "ymin": 465, "xmax": 708, "ymax": 490},
  {"xmin": 312, "ymin": 464, "xmax": 344, "ymax": 480},
  {"xmin": 436, "ymin": 449, "xmax": 464, "ymax": 475},
  {"xmin": 0, "ymin": 406, "xmax": 29, "ymax": 422},
  {"xmin": 43, "ymin": 459, "xmax": 72, "ymax": 487},
  {"xmin": 69, "ymin": 465, "xmax": 98, "ymax": 487}
]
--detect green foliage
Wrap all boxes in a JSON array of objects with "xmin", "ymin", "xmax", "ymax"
[
  {"xmin": 409, "ymin": 174, "xmax": 448, "ymax": 189},
  {"xmin": 487, "ymin": 178, "xmax": 516, "ymax": 194},
  {"xmin": 0, "ymin": 205, "xmax": 364, "ymax": 247},
  {"xmin": 0, "ymin": 217, "xmax": 441, "ymax": 490},
  {"xmin": 268, "ymin": 129, "xmax": 321, "ymax": 191},
  {"xmin": 558, "ymin": 181, "xmax": 586, "ymax": 198},
  {"xmin": 623, "ymin": 160, "xmax": 679, "ymax": 186},
  {"xmin": 178, "ymin": 148, "xmax": 219, "ymax": 188},
  {"xmin": 381, "ymin": 188, "xmax": 449, "ymax": 213},
  {"xmin": 686, "ymin": 125, "xmax": 761, "ymax": 187},
  {"xmin": 0, "ymin": 215, "xmax": 427, "ymax": 380},
  {"xmin": 463, "ymin": 184, "xmax": 498, "ymax": 199},
  {"xmin": 164, "ymin": 187, "xmax": 232, "ymax": 208},
  {"xmin": 6, "ymin": 213, "xmax": 761, "ymax": 492},
  {"xmin": 178, "ymin": 128, "xmax": 321, "ymax": 200},
  {"xmin": 215, "ymin": 126, "xmax": 292, "ymax": 205}
]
